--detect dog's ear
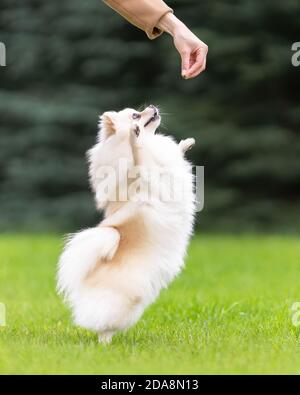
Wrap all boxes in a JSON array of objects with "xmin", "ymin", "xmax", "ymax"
[
  {"xmin": 179, "ymin": 138, "xmax": 195, "ymax": 154},
  {"xmin": 98, "ymin": 111, "xmax": 117, "ymax": 141}
]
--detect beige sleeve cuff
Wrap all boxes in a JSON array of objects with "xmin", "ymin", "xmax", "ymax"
[{"xmin": 103, "ymin": 0, "xmax": 173, "ymax": 39}]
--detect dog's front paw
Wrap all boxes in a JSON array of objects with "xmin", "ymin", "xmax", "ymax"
[
  {"xmin": 179, "ymin": 138, "xmax": 195, "ymax": 154},
  {"xmin": 133, "ymin": 124, "xmax": 140, "ymax": 137}
]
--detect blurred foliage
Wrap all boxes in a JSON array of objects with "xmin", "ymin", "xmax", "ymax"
[{"xmin": 0, "ymin": 0, "xmax": 299, "ymax": 232}]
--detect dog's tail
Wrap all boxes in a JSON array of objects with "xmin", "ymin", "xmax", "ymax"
[{"xmin": 57, "ymin": 226, "xmax": 120, "ymax": 298}]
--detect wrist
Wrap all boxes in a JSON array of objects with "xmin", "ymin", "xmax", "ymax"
[{"xmin": 157, "ymin": 13, "xmax": 186, "ymax": 37}]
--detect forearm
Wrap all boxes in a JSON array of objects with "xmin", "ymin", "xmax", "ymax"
[
  {"xmin": 103, "ymin": 0, "xmax": 208, "ymax": 78},
  {"xmin": 156, "ymin": 12, "xmax": 187, "ymax": 37},
  {"xmin": 103, "ymin": 0, "xmax": 173, "ymax": 39}
]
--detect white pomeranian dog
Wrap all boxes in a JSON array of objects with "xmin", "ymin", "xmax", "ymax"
[{"xmin": 57, "ymin": 105, "xmax": 196, "ymax": 343}]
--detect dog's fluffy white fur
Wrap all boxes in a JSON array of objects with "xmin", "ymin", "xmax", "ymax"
[{"xmin": 57, "ymin": 106, "xmax": 195, "ymax": 343}]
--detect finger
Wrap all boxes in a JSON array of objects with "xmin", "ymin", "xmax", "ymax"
[
  {"xmin": 185, "ymin": 48, "xmax": 206, "ymax": 78},
  {"xmin": 188, "ymin": 55, "xmax": 207, "ymax": 79},
  {"xmin": 185, "ymin": 51, "xmax": 205, "ymax": 78},
  {"xmin": 181, "ymin": 50, "xmax": 190, "ymax": 78}
]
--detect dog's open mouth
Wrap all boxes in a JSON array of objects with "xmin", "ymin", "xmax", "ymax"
[{"xmin": 144, "ymin": 110, "xmax": 160, "ymax": 128}]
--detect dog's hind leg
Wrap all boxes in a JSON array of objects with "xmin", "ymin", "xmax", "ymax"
[{"xmin": 98, "ymin": 330, "xmax": 115, "ymax": 345}]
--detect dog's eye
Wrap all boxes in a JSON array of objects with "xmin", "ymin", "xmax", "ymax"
[{"xmin": 132, "ymin": 113, "xmax": 141, "ymax": 120}]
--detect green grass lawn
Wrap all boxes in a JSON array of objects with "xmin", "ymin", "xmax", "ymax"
[{"xmin": 1, "ymin": 234, "xmax": 300, "ymax": 374}]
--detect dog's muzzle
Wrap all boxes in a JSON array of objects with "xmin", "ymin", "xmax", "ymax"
[{"xmin": 144, "ymin": 105, "xmax": 160, "ymax": 127}]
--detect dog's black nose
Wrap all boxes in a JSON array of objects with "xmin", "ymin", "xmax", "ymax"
[{"xmin": 149, "ymin": 105, "xmax": 158, "ymax": 115}]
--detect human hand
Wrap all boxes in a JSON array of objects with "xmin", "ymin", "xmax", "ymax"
[
  {"xmin": 173, "ymin": 26, "xmax": 208, "ymax": 79},
  {"xmin": 158, "ymin": 13, "xmax": 208, "ymax": 79}
]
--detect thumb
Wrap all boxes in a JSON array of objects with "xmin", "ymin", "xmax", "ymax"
[{"xmin": 181, "ymin": 50, "xmax": 190, "ymax": 78}]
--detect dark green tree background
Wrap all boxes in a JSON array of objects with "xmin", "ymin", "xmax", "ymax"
[{"xmin": 0, "ymin": 0, "xmax": 299, "ymax": 232}]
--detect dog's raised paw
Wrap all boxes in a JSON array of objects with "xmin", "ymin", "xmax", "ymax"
[{"xmin": 179, "ymin": 138, "xmax": 195, "ymax": 153}]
